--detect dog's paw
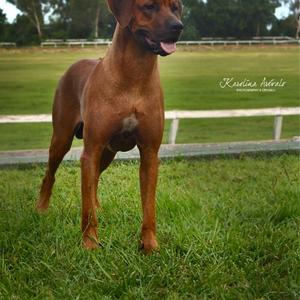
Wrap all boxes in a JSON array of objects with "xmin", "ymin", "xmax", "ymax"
[
  {"xmin": 36, "ymin": 200, "xmax": 49, "ymax": 214},
  {"xmin": 140, "ymin": 239, "xmax": 159, "ymax": 255},
  {"xmin": 83, "ymin": 235, "xmax": 102, "ymax": 250}
]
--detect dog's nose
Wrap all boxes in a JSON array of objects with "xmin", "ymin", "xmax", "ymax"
[{"xmin": 169, "ymin": 20, "xmax": 184, "ymax": 32}]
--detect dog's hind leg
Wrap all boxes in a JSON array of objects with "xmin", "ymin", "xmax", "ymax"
[{"xmin": 36, "ymin": 125, "xmax": 75, "ymax": 213}]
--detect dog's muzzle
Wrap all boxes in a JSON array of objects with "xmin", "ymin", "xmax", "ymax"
[{"xmin": 134, "ymin": 20, "xmax": 184, "ymax": 56}]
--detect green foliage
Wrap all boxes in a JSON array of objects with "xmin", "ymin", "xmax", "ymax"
[
  {"xmin": 47, "ymin": 0, "xmax": 114, "ymax": 39},
  {"xmin": 204, "ymin": 0, "xmax": 240, "ymax": 37},
  {"xmin": 0, "ymin": 155, "xmax": 299, "ymax": 299},
  {"xmin": 0, "ymin": 12, "xmax": 39, "ymax": 45},
  {"xmin": 0, "ymin": 0, "xmax": 296, "ymax": 44},
  {"xmin": 271, "ymin": 15, "xmax": 298, "ymax": 36},
  {"xmin": 0, "ymin": 8, "xmax": 6, "ymax": 26},
  {"xmin": 13, "ymin": 15, "xmax": 40, "ymax": 45},
  {"xmin": 6, "ymin": 0, "xmax": 45, "ymax": 38},
  {"xmin": 237, "ymin": 0, "xmax": 280, "ymax": 36},
  {"xmin": 0, "ymin": 8, "xmax": 8, "ymax": 40},
  {"xmin": 181, "ymin": 0, "xmax": 206, "ymax": 40},
  {"xmin": 193, "ymin": 0, "xmax": 281, "ymax": 38}
]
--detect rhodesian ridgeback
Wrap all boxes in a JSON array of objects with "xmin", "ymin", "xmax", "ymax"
[{"xmin": 37, "ymin": 0, "xmax": 183, "ymax": 254}]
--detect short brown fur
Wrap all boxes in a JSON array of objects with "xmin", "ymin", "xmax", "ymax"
[{"xmin": 37, "ymin": 0, "xmax": 183, "ymax": 254}]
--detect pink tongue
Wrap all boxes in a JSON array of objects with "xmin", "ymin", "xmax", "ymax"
[{"xmin": 160, "ymin": 42, "xmax": 177, "ymax": 54}]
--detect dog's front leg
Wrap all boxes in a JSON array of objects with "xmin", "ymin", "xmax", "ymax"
[
  {"xmin": 81, "ymin": 145, "xmax": 103, "ymax": 249},
  {"xmin": 139, "ymin": 147, "xmax": 159, "ymax": 254}
]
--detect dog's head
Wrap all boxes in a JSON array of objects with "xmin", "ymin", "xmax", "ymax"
[{"xmin": 107, "ymin": 0, "xmax": 183, "ymax": 56}]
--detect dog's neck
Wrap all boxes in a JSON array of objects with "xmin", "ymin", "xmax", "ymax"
[{"xmin": 103, "ymin": 24, "xmax": 158, "ymax": 82}]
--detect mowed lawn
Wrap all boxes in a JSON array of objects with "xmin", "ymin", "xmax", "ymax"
[
  {"xmin": 0, "ymin": 155, "xmax": 299, "ymax": 299},
  {"xmin": 0, "ymin": 46, "xmax": 299, "ymax": 150}
]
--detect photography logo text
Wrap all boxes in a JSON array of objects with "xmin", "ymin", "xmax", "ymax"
[{"xmin": 219, "ymin": 77, "xmax": 287, "ymax": 93}]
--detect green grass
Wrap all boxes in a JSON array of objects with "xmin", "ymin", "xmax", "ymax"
[
  {"xmin": 0, "ymin": 155, "xmax": 299, "ymax": 299},
  {"xmin": 0, "ymin": 46, "xmax": 299, "ymax": 150}
]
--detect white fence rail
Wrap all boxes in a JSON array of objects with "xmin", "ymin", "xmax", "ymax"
[
  {"xmin": 40, "ymin": 39, "xmax": 300, "ymax": 48},
  {"xmin": 166, "ymin": 107, "xmax": 300, "ymax": 144},
  {"xmin": 41, "ymin": 39, "xmax": 112, "ymax": 48},
  {"xmin": 0, "ymin": 42, "xmax": 16, "ymax": 47},
  {"xmin": 0, "ymin": 107, "xmax": 299, "ymax": 145},
  {"xmin": 2, "ymin": 38, "xmax": 298, "ymax": 48},
  {"xmin": 177, "ymin": 39, "xmax": 300, "ymax": 46}
]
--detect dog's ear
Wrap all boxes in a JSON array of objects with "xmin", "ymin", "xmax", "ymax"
[{"xmin": 107, "ymin": 0, "xmax": 134, "ymax": 28}]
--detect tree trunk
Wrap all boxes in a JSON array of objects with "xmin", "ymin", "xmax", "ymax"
[
  {"xmin": 256, "ymin": 22, "xmax": 260, "ymax": 37},
  {"xmin": 33, "ymin": 9, "xmax": 43, "ymax": 39},
  {"xmin": 94, "ymin": 4, "xmax": 100, "ymax": 39},
  {"xmin": 296, "ymin": 1, "xmax": 300, "ymax": 39}
]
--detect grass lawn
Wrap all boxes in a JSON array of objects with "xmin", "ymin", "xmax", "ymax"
[
  {"xmin": 0, "ymin": 154, "xmax": 299, "ymax": 299},
  {"xmin": 0, "ymin": 46, "xmax": 299, "ymax": 150}
]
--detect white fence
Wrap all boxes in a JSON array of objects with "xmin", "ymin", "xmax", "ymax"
[
  {"xmin": 0, "ymin": 107, "xmax": 299, "ymax": 145},
  {"xmin": 41, "ymin": 39, "xmax": 111, "ymax": 48},
  {"xmin": 40, "ymin": 39, "xmax": 300, "ymax": 48},
  {"xmin": 166, "ymin": 107, "xmax": 300, "ymax": 144},
  {"xmin": 2, "ymin": 37, "xmax": 299, "ymax": 48},
  {"xmin": 177, "ymin": 39, "xmax": 300, "ymax": 46},
  {"xmin": 0, "ymin": 42, "xmax": 16, "ymax": 47}
]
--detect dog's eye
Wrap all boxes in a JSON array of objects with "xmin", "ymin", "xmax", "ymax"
[
  {"xmin": 143, "ymin": 3, "xmax": 157, "ymax": 12},
  {"xmin": 171, "ymin": 4, "xmax": 179, "ymax": 12}
]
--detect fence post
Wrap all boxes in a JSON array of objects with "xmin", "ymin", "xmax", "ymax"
[
  {"xmin": 273, "ymin": 115, "xmax": 283, "ymax": 141},
  {"xmin": 169, "ymin": 118, "xmax": 180, "ymax": 145}
]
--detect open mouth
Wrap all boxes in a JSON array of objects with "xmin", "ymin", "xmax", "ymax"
[
  {"xmin": 145, "ymin": 37, "xmax": 177, "ymax": 55},
  {"xmin": 136, "ymin": 30, "xmax": 178, "ymax": 56}
]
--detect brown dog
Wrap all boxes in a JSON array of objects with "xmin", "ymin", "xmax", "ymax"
[{"xmin": 36, "ymin": 0, "xmax": 183, "ymax": 254}]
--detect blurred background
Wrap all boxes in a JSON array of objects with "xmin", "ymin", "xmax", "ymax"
[{"xmin": 0, "ymin": 0, "xmax": 299, "ymax": 45}]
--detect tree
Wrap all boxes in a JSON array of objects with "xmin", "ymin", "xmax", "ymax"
[
  {"xmin": 232, "ymin": 0, "xmax": 280, "ymax": 37},
  {"xmin": 86, "ymin": 0, "xmax": 108, "ymax": 39},
  {"xmin": 0, "ymin": 8, "xmax": 6, "ymax": 25},
  {"xmin": 7, "ymin": 0, "xmax": 46, "ymax": 39},
  {"xmin": 94, "ymin": 0, "xmax": 100, "ymax": 38},
  {"xmin": 188, "ymin": 0, "xmax": 280, "ymax": 38},
  {"xmin": 240, "ymin": 0, "xmax": 281, "ymax": 36},
  {"xmin": 271, "ymin": 15, "xmax": 297, "ymax": 36},
  {"xmin": 13, "ymin": 14, "xmax": 39, "ymax": 44},
  {"xmin": 204, "ymin": 0, "xmax": 239, "ymax": 37},
  {"xmin": 47, "ymin": 0, "xmax": 111, "ymax": 39},
  {"xmin": 96, "ymin": 1, "xmax": 116, "ymax": 38},
  {"xmin": 278, "ymin": 0, "xmax": 300, "ymax": 38},
  {"xmin": 290, "ymin": 0, "xmax": 300, "ymax": 38},
  {"xmin": 0, "ymin": 9, "xmax": 8, "ymax": 41},
  {"xmin": 181, "ymin": 0, "xmax": 206, "ymax": 39},
  {"xmin": 2, "ymin": 0, "xmax": 291, "ymax": 44}
]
